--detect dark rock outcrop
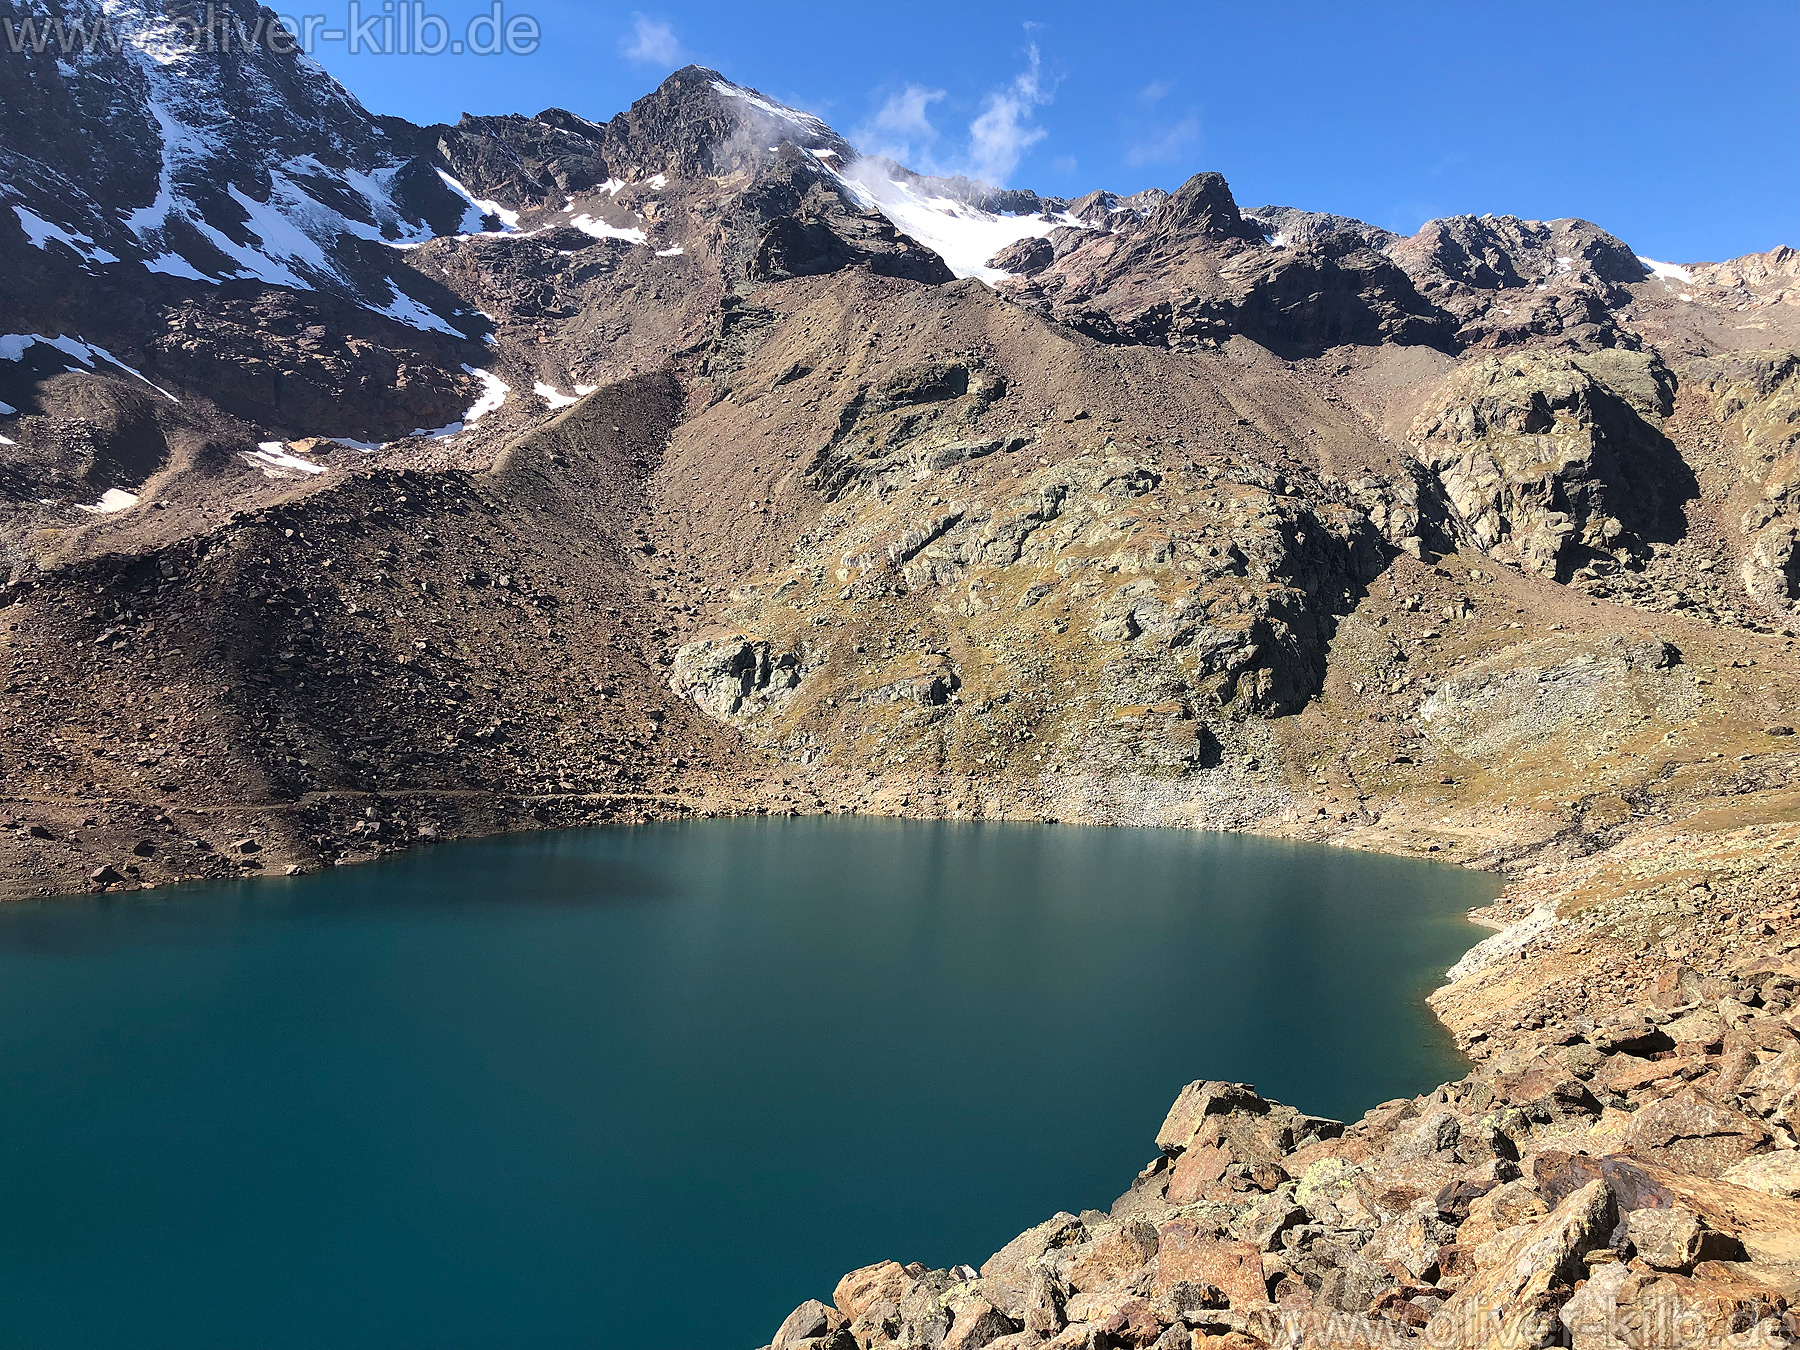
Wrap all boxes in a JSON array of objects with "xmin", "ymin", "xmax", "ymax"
[
  {"xmin": 1412, "ymin": 348, "xmax": 1696, "ymax": 579},
  {"xmin": 1388, "ymin": 214, "xmax": 1648, "ymax": 349}
]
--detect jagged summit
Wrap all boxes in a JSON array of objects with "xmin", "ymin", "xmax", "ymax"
[
  {"xmin": 2, "ymin": 23, "xmax": 1794, "ymax": 515},
  {"xmin": 10, "ymin": 11, "xmax": 1771, "ymax": 382},
  {"xmin": 0, "ymin": 0, "xmax": 475, "ymax": 330},
  {"xmin": 1245, "ymin": 205, "xmax": 1399, "ymax": 252},
  {"xmin": 586, "ymin": 65, "xmax": 853, "ymax": 180}
]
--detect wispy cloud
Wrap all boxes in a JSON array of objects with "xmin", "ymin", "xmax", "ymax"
[
  {"xmin": 852, "ymin": 42, "xmax": 1057, "ymax": 187},
  {"xmin": 620, "ymin": 13, "xmax": 683, "ymax": 67},
  {"xmin": 1124, "ymin": 80, "xmax": 1201, "ymax": 168},
  {"xmin": 1126, "ymin": 115, "xmax": 1200, "ymax": 167},
  {"xmin": 966, "ymin": 44, "xmax": 1052, "ymax": 183},
  {"xmin": 856, "ymin": 83, "xmax": 947, "ymax": 165}
]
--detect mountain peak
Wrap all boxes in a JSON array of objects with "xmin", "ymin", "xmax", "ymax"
[
  {"xmin": 1151, "ymin": 171, "xmax": 1263, "ymax": 244},
  {"xmin": 602, "ymin": 66, "xmax": 850, "ymax": 180}
]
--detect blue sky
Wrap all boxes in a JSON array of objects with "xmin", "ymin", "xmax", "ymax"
[{"xmin": 305, "ymin": 0, "xmax": 1798, "ymax": 263}]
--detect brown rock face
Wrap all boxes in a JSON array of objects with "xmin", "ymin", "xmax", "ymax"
[
  {"xmin": 1435, "ymin": 1180, "xmax": 1618, "ymax": 1350},
  {"xmin": 1622, "ymin": 1087, "xmax": 1773, "ymax": 1177},
  {"xmin": 1151, "ymin": 1221, "xmax": 1265, "ymax": 1308},
  {"xmin": 1156, "ymin": 1080, "xmax": 1273, "ymax": 1151},
  {"xmin": 1006, "ymin": 171, "xmax": 1451, "ymax": 357},
  {"xmin": 1410, "ymin": 348, "xmax": 1695, "ymax": 581},
  {"xmin": 833, "ymin": 1262, "xmax": 910, "ymax": 1323},
  {"xmin": 1386, "ymin": 214, "xmax": 1646, "ymax": 348},
  {"xmin": 1624, "ymin": 1206, "xmax": 1745, "ymax": 1272},
  {"xmin": 1210, "ymin": 231, "xmax": 1455, "ymax": 356},
  {"xmin": 984, "ymin": 236, "xmax": 1055, "ymax": 277},
  {"xmin": 769, "ymin": 1297, "xmax": 836, "ymax": 1349},
  {"xmin": 1065, "ymin": 1221, "xmax": 1159, "ymax": 1294},
  {"xmin": 1721, "ymin": 1150, "xmax": 1800, "ymax": 1198}
]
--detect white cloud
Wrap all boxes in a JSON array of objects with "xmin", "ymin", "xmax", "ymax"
[
  {"xmin": 853, "ymin": 44, "xmax": 1056, "ymax": 188},
  {"xmin": 621, "ymin": 13, "xmax": 683, "ymax": 66},
  {"xmin": 855, "ymin": 83, "xmax": 946, "ymax": 165},
  {"xmin": 966, "ymin": 44, "xmax": 1051, "ymax": 184}
]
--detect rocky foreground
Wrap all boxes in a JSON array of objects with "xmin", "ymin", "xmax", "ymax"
[{"xmin": 763, "ymin": 817, "xmax": 1800, "ymax": 1350}]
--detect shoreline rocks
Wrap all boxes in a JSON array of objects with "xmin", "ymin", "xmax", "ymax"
[{"xmin": 768, "ymin": 833, "xmax": 1800, "ymax": 1350}]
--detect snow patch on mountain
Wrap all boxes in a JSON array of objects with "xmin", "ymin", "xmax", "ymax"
[
  {"xmin": 13, "ymin": 206, "xmax": 119, "ymax": 267},
  {"xmin": 839, "ymin": 162, "xmax": 1087, "ymax": 282},
  {"xmin": 87, "ymin": 15, "xmax": 460, "ymax": 333},
  {"xmin": 710, "ymin": 79, "xmax": 831, "ymax": 137},
  {"xmin": 143, "ymin": 251, "xmax": 210, "ymax": 281},
  {"xmin": 375, "ymin": 288, "xmax": 460, "ymax": 335},
  {"xmin": 76, "ymin": 488, "xmax": 140, "ymax": 514},
  {"xmin": 401, "ymin": 365, "xmax": 511, "ymax": 440},
  {"xmin": 1638, "ymin": 256, "xmax": 1694, "ymax": 283},
  {"xmin": 435, "ymin": 170, "xmax": 522, "ymax": 235},
  {"xmin": 462, "ymin": 367, "xmax": 510, "ymax": 421},
  {"xmin": 247, "ymin": 442, "xmax": 329, "ymax": 477},
  {"xmin": 0, "ymin": 333, "xmax": 179, "ymax": 401},
  {"xmin": 569, "ymin": 214, "xmax": 649, "ymax": 245}
]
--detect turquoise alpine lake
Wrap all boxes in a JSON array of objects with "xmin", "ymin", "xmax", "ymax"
[{"xmin": 0, "ymin": 817, "xmax": 1498, "ymax": 1350}]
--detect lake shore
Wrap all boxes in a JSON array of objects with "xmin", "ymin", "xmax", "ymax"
[
  {"xmin": 0, "ymin": 819, "xmax": 1492, "ymax": 1349},
  {"xmin": 6, "ymin": 757, "xmax": 1798, "ymax": 1349},
  {"xmin": 758, "ymin": 806, "xmax": 1800, "ymax": 1349}
]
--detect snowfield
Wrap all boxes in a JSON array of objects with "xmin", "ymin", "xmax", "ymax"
[
  {"xmin": 569, "ymin": 214, "xmax": 649, "ymax": 246},
  {"xmin": 838, "ymin": 163, "xmax": 1089, "ymax": 282},
  {"xmin": 246, "ymin": 442, "xmax": 329, "ymax": 477},
  {"xmin": 0, "ymin": 333, "xmax": 179, "ymax": 401},
  {"xmin": 1638, "ymin": 256, "xmax": 1695, "ymax": 283},
  {"xmin": 75, "ymin": 488, "xmax": 140, "ymax": 514}
]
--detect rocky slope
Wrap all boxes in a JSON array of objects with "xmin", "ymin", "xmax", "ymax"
[{"xmin": 3, "ymin": 5, "xmax": 1800, "ymax": 1342}]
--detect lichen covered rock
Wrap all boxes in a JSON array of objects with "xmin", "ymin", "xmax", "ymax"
[{"xmin": 1412, "ymin": 349, "xmax": 1693, "ymax": 580}]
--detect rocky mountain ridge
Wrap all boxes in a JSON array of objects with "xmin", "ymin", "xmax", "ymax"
[{"xmin": 3, "ymin": 6, "xmax": 1800, "ymax": 1344}]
